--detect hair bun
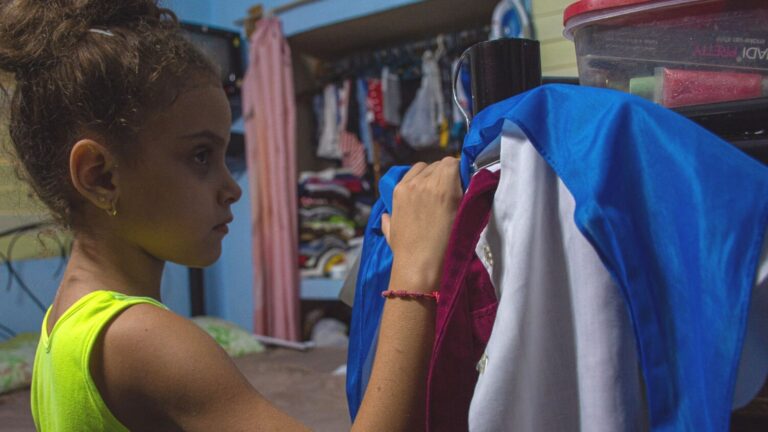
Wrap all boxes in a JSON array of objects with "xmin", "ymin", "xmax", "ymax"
[
  {"xmin": 0, "ymin": 0, "xmax": 174, "ymax": 77},
  {"xmin": 72, "ymin": 0, "xmax": 173, "ymax": 29}
]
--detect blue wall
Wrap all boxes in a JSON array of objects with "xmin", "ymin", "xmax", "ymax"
[
  {"xmin": 172, "ymin": 0, "xmax": 424, "ymax": 35},
  {"xmin": 269, "ymin": 0, "xmax": 422, "ymax": 36},
  {"xmin": 165, "ymin": 0, "xmax": 213, "ymax": 25},
  {"xmin": 0, "ymin": 258, "xmax": 61, "ymax": 339},
  {"xmin": 0, "ymin": 259, "xmax": 191, "ymax": 341},
  {"xmin": 203, "ymin": 170, "xmax": 255, "ymax": 332}
]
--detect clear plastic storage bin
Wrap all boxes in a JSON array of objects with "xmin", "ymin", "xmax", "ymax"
[{"xmin": 564, "ymin": 0, "xmax": 768, "ymax": 108}]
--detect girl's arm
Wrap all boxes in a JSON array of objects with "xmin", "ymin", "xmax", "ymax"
[{"xmin": 353, "ymin": 157, "xmax": 462, "ymax": 431}]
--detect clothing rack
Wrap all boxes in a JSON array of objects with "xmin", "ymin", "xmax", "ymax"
[
  {"xmin": 269, "ymin": 0, "xmax": 321, "ymax": 16},
  {"xmin": 238, "ymin": 0, "xmax": 323, "ymax": 37},
  {"xmin": 313, "ymin": 26, "xmax": 490, "ymax": 86}
]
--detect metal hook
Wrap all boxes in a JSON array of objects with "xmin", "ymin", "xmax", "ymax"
[{"xmin": 452, "ymin": 46, "xmax": 472, "ymax": 129}]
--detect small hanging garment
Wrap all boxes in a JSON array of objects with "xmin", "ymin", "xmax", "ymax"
[
  {"xmin": 401, "ymin": 50, "xmax": 445, "ymax": 149},
  {"xmin": 317, "ymin": 84, "xmax": 342, "ymax": 159},
  {"xmin": 339, "ymin": 80, "xmax": 367, "ymax": 177},
  {"xmin": 382, "ymin": 67, "xmax": 402, "ymax": 126}
]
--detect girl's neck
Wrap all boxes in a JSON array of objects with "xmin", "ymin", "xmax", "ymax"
[{"xmin": 60, "ymin": 229, "xmax": 165, "ymax": 301}]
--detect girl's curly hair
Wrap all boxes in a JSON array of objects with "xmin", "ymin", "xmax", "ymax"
[{"xmin": 0, "ymin": 0, "xmax": 218, "ymax": 226}]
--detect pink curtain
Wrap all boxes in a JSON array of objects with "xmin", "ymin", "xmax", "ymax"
[{"xmin": 242, "ymin": 18, "xmax": 300, "ymax": 341}]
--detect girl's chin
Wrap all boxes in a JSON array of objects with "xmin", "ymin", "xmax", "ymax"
[{"xmin": 172, "ymin": 249, "xmax": 222, "ymax": 269}]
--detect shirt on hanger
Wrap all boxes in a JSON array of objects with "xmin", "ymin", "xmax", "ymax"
[
  {"xmin": 356, "ymin": 79, "xmax": 375, "ymax": 163},
  {"xmin": 366, "ymin": 79, "xmax": 386, "ymax": 127},
  {"xmin": 382, "ymin": 67, "xmax": 402, "ymax": 126},
  {"xmin": 317, "ymin": 84, "xmax": 342, "ymax": 159},
  {"xmin": 340, "ymin": 80, "xmax": 367, "ymax": 177}
]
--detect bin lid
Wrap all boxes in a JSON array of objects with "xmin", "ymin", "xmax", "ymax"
[
  {"xmin": 563, "ymin": 0, "xmax": 710, "ymax": 38},
  {"xmin": 564, "ymin": 0, "xmax": 651, "ymax": 24}
]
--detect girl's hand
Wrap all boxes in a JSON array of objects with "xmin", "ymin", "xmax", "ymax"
[{"xmin": 381, "ymin": 157, "xmax": 463, "ymax": 291}]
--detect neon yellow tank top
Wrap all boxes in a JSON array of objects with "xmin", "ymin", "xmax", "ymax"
[{"xmin": 30, "ymin": 290, "xmax": 167, "ymax": 431}]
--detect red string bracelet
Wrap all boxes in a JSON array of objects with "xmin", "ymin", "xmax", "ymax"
[{"xmin": 381, "ymin": 290, "xmax": 440, "ymax": 303}]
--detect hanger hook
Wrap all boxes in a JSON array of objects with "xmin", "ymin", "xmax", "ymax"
[
  {"xmin": 435, "ymin": 34, "xmax": 447, "ymax": 59},
  {"xmin": 452, "ymin": 46, "xmax": 472, "ymax": 129}
]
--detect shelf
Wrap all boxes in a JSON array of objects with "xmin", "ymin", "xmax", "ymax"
[
  {"xmin": 287, "ymin": 0, "xmax": 498, "ymax": 60},
  {"xmin": 301, "ymin": 277, "xmax": 344, "ymax": 301}
]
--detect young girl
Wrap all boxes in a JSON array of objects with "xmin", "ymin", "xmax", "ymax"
[{"xmin": 0, "ymin": 1, "xmax": 462, "ymax": 430}]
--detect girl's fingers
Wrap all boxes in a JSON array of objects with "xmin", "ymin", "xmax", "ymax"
[
  {"xmin": 381, "ymin": 213, "xmax": 391, "ymax": 245},
  {"xmin": 415, "ymin": 160, "xmax": 439, "ymax": 179},
  {"xmin": 401, "ymin": 162, "xmax": 428, "ymax": 183}
]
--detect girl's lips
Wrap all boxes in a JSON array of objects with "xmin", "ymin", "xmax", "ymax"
[{"xmin": 213, "ymin": 217, "xmax": 232, "ymax": 234}]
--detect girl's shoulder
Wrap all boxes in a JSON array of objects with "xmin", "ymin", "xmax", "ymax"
[
  {"xmin": 91, "ymin": 304, "xmax": 243, "ymax": 429},
  {"xmin": 96, "ymin": 302, "xmax": 227, "ymax": 383}
]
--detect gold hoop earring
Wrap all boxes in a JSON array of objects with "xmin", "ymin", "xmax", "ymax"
[{"xmin": 106, "ymin": 201, "xmax": 118, "ymax": 217}]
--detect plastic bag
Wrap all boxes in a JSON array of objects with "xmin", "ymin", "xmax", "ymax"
[{"xmin": 401, "ymin": 51, "xmax": 445, "ymax": 149}]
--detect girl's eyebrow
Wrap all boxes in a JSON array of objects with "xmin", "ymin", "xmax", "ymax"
[{"xmin": 179, "ymin": 130, "xmax": 227, "ymax": 147}]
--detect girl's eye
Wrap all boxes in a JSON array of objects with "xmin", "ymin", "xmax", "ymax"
[{"xmin": 194, "ymin": 149, "xmax": 210, "ymax": 165}]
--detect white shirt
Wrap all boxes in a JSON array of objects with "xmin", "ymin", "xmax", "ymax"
[{"xmin": 469, "ymin": 121, "xmax": 646, "ymax": 432}]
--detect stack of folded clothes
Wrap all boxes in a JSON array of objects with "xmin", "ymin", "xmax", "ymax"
[{"xmin": 298, "ymin": 169, "xmax": 372, "ymax": 278}]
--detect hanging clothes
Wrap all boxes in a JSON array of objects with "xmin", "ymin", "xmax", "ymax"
[
  {"xmin": 425, "ymin": 166, "xmax": 501, "ymax": 432},
  {"xmin": 242, "ymin": 17, "xmax": 300, "ymax": 341},
  {"xmin": 462, "ymin": 84, "xmax": 768, "ymax": 431},
  {"xmin": 347, "ymin": 83, "xmax": 768, "ymax": 430},
  {"xmin": 401, "ymin": 50, "xmax": 445, "ymax": 149},
  {"xmin": 356, "ymin": 79, "xmax": 375, "ymax": 163},
  {"xmin": 339, "ymin": 80, "xmax": 367, "ymax": 177},
  {"xmin": 381, "ymin": 67, "xmax": 402, "ymax": 126},
  {"xmin": 317, "ymin": 84, "xmax": 342, "ymax": 159},
  {"xmin": 366, "ymin": 78, "xmax": 386, "ymax": 127}
]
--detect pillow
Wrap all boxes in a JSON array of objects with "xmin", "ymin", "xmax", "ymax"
[
  {"xmin": 191, "ymin": 316, "xmax": 265, "ymax": 357},
  {"xmin": 0, "ymin": 332, "xmax": 38, "ymax": 395}
]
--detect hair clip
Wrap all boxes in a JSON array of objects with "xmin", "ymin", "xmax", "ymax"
[{"xmin": 89, "ymin": 28, "xmax": 114, "ymax": 37}]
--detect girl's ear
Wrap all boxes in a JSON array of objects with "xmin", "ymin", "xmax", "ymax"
[{"xmin": 69, "ymin": 139, "xmax": 120, "ymax": 213}]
